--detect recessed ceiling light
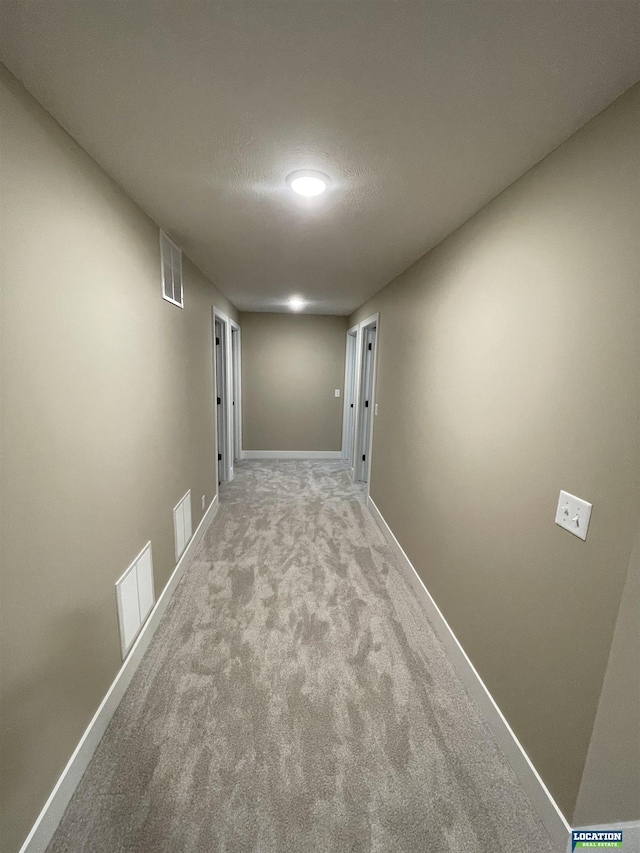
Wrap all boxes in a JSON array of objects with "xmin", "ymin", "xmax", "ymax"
[
  {"xmin": 286, "ymin": 170, "xmax": 330, "ymax": 197},
  {"xmin": 288, "ymin": 296, "xmax": 305, "ymax": 311}
]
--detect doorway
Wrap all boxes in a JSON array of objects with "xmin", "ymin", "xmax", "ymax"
[
  {"xmin": 230, "ymin": 322, "xmax": 242, "ymax": 464},
  {"xmin": 214, "ymin": 309, "xmax": 241, "ymax": 486},
  {"xmin": 354, "ymin": 315, "xmax": 378, "ymax": 484},
  {"xmin": 214, "ymin": 314, "xmax": 229, "ymax": 485},
  {"xmin": 342, "ymin": 326, "xmax": 359, "ymax": 477}
]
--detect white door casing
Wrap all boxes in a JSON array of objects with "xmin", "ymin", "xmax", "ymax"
[
  {"xmin": 353, "ymin": 313, "xmax": 379, "ymax": 488},
  {"xmin": 341, "ymin": 326, "xmax": 358, "ymax": 472},
  {"xmin": 213, "ymin": 308, "xmax": 240, "ymax": 485}
]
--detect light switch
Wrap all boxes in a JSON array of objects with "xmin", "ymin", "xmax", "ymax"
[
  {"xmin": 374, "ymin": 403, "xmax": 379, "ymax": 416},
  {"xmin": 555, "ymin": 490, "xmax": 592, "ymax": 541},
  {"xmin": 335, "ymin": 389, "xmax": 340, "ymax": 397}
]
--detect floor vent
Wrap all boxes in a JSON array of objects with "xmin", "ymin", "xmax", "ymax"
[
  {"xmin": 115, "ymin": 542, "xmax": 155, "ymax": 659},
  {"xmin": 173, "ymin": 490, "xmax": 192, "ymax": 562}
]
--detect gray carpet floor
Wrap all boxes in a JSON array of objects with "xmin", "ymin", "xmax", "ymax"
[{"xmin": 48, "ymin": 461, "xmax": 556, "ymax": 853}]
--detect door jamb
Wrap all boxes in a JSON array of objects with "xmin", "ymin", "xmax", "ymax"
[
  {"xmin": 213, "ymin": 307, "xmax": 236, "ymax": 484},
  {"xmin": 354, "ymin": 313, "xmax": 379, "ymax": 492},
  {"xmin": 230, "ymin": 320, "xmax": 242, "ymax": 463},
  {"xmin": 341, "ymin": 324, "xmax": 359, "ymax": 472}
]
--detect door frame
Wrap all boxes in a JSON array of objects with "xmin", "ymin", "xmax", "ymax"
[
  {"xmin": 213, "ymin": 308, "xmax": 238, "ymax": 484},
  {"xmin": 230, "ymin": 320, "xmax": 242, "ymax": 463},
  {"xmin": 353, "ymin": 313, "xmax": 379, "ymax": 488},
  {"xmin": 341, "ymin": 324, "xmax": 359, "ymax": 476}
]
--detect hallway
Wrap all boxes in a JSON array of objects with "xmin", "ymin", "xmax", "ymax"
[{"xmin": 48, "ymin": 462, "xmax": 555, "ymax": 853}]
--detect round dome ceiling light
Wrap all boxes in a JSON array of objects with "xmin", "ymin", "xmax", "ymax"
[
  {"xmin": 288, "ymin": 296, "xmax": 305, "ymax": 311},
  {"xmin": 287, "ymin": 170, "xmax": 330, "ymax": 197}
]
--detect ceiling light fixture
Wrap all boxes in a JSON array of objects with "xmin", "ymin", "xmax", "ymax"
[
  {"xmin": 286, "ymin": 170, "xmax": 330, "ymax": 197},
  {"xmin": 288, "ymin": 296, "xmax": 305, "ymax": 311}
]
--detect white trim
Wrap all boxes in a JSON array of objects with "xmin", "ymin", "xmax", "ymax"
[
  {"xmin": 367, "ymin": 494, "xmax": 572, "ymax": 853},
  {"xmin": 213, "ymin": 308, "xmax": 234, "ymax": 483},
  {"xmin": 213, "ymin": 309, "xmax": 240, "ymax": 483},
  {"xmin": 224, "ymin": 315, "xmax": 234, "ymax": 481},
  {"xmin": 240, "ymin": 450, "xmax": 342, "ymax": 460},
  {"xmin": 341, "ymin": 325, "xmax": 358, "ymax": 465},
  {"xmin": 18, "ymin": 495, "xmax": 220, "ymax": 853},
  {"xmin": 230, "ymin": 320, "xmax": 243, "ymax": 463},
  {"xmin": 350, "ymin": 322, "xmax": 363, "ymax": 481},
  {"xmin": 354, "ymin": 313, "xmax": 379, "ymax": 488},
  {"xmin": 364, "ymin": 316, "xmax": 379, "ymax": 491}
]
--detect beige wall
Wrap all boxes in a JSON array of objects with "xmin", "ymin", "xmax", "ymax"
[
  {"xmin": 0, "ymin": 66, "xmax": 238, "ymax": 852},
  {"xmin": 350, "ymin": 84, "xmax": 640, "ymax": 822},
  {"xmin": 240, "ymin": 312, "xmax": 348, "ymax": 452},
  {"xmin": 573, "ymin": 516, "xmax": 640, "ymax": 825}
]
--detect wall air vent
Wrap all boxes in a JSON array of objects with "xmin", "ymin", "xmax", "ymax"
[
  {"xmin": 173, "ymin": 490, "xmax": 193, "ymax": 562},
  {"xmin": 115, "ymin": 542, "xmax": 155, "ymax": 659},
  {"xmin": 160, "ymin": 230, "xmax": 183, "ymax": 308}
]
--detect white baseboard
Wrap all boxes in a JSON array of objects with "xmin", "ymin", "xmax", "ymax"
[
  {"xmin": 240, "ymin": 450, "xmax": 342, "ymax": 460},
  {"xmin": 569, "ymin": 821, "xmax": 640, "ymax": 853},
  {"xmin": 18, "ymin": 494, "xmax": 220, "ymax": 853},
  {"xmin": 367, "ymin": 495, "xmax": 572, "ymax": 853}
]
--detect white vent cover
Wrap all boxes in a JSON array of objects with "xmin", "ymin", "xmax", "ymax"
[
  {"xmin": 174, "ymin": 490, "xmax": 192, "ymax": 562},
  {"xmin": 115, "ymin": 542, "xmax": 155, "ymax": 659},
  {"xmin": 160, "ymin": 230, "xmax": 183, "ymax": 308}
]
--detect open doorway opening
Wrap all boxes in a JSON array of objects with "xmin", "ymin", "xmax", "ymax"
[
  {"xmin": 354, "ymin": 314, "xmax": 379, "ymax": 484},
  {"xmin": 214, "ymin": 309, "xmax": 241, "ymax": 487},
  {"xmin": 230, "ymin": 322, "xmax": 242, "ymax": 464},
  {"xmin": 214, "ymin": 313, "xmax": 229, "ymax": 485},
  {"xmin": 342, "ymin": 325, "xmax": 359, "ymax": 477}
]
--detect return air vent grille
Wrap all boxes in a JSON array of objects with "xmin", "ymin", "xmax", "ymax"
[
  {"xmin": 174, "ymin": 490, "xmax": 193, "ymax": 562},
  {"xmin": 160, "ymin": 230, "xmax": 183, "ymax": 308},
  {"xmin": 115, "ymin": 542, "xmax": 155, "ymax": 659}
]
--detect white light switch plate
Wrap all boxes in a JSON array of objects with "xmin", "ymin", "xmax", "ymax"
[
  {"xmin": 334, "ymin": 389, "xmax": 340, "ymax": 397},
  {"xmin": 555, "ymin": 490, "xmax": 592, "ymax": 541}
]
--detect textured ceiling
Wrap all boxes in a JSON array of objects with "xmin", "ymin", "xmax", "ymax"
[{"xmin": 1, "ymin": 2, "xmax": 639, "ymax": 314}]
